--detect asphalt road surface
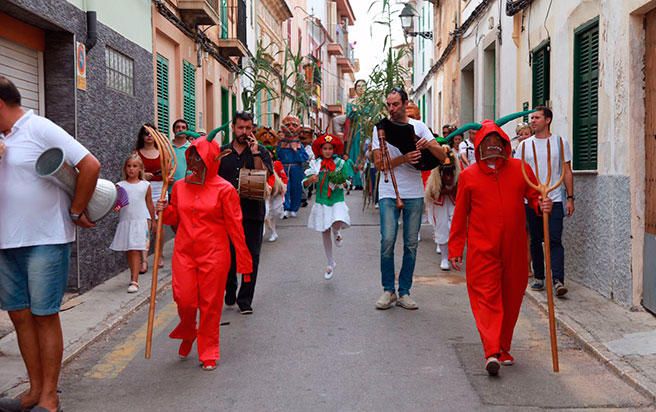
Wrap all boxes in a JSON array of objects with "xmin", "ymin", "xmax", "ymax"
[{"xmin": 59, "ymin": 194, "xmax": 652, "ymax": 411}]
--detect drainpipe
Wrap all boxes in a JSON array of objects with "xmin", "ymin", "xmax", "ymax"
[{"xmin": 85, "ymin": 11, "xmax": 98, "ymax": 51}]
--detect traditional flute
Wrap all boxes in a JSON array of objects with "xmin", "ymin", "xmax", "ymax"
[{"xmin": 377, "ymin": 126, "xmax": 404, "ymax": 209}]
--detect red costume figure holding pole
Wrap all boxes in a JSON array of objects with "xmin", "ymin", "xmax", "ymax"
[
  {"xmin": 157, "ymin": 130, "xmax": 252, "ymax": 371},
  {"xmin": 447, "ymin": 111, "xmax": 553, "ymax": 376}
]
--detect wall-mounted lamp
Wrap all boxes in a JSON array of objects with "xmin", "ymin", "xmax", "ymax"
[{"xmin": 400, "ymin": 3, "xmax": 433, "ymax": 40}]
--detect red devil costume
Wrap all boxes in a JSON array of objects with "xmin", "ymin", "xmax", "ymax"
[
  {"xmin": 448, "ymin": 113, "xmax": 542, "ymax": 373},
  {"xmin": 161, "ymin": 135, "xmax": 252, "ymax": 369}
]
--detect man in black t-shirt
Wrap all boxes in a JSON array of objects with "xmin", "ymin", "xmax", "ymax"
[{"xmin": 219, "ymin": 111, "xmax": 273, "ymax": 314}]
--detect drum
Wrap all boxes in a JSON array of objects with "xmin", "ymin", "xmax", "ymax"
[{"xmin": 238, "ymin": 168, "xmax": 267, "ymax": 201}]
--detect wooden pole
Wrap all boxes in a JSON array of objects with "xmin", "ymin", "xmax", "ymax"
[{"xmin": 143, "ymin": 126, "xmax": 176, "ymax": 359}]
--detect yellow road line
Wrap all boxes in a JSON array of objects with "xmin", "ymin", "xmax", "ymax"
[{"xmin": 87, "ymin": 302, "xmax": 178, "ymax": 379}]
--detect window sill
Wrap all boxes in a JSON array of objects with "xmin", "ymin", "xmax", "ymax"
[{"xmin": 572, "ymin": 170, "xmax": 598, "ymax": 176}]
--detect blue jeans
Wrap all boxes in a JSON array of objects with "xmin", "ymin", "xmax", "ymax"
[
  {"xmin": 380, "ymin": 197, "xmax": 424, "ymax": 296},
  {"xmin": 525, "ymin": 203, "xmax": 565, "ymax": 283},
  {"xmin": 0, "ymin": 243, "xmax": 72, "ymax": 315},
  {"xmin": 284, "ymin": 163, "xmax": 304, "ymax": 212}
]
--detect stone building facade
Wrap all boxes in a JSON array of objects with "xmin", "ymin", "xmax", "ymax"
[
  {"xmin": 0, "ymin": 0, "xmax": 154, "ymax": 291},
  {"xmin": 418, "ymin": 0, "xmax": 656, "ymax": 311}
]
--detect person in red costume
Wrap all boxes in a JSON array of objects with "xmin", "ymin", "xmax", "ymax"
[
  {"xmin": 447, "ymin": 112, "xmax": 553, "ymax": 377},
  {"xmin": 156, "ymin": 130, "xmax": 252, "ymax": 371}
]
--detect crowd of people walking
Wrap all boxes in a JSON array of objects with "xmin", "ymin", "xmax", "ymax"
[{"xmin": 0, "ymin": 72, "xmax": 577, "ymax": 411}]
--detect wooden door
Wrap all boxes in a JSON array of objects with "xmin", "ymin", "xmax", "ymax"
[{"xmin": 644, "ymin": 9, "xmax": 656, "ymax": 312}]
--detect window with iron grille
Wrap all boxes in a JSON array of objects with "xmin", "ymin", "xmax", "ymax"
[
  {"xmin": 182, "ymin": 60, "xmax": 196, "ymax": 131},
  {"xmin": 106, "ymin": 47, "xmax": 134, "ymax": 95},
  {"xmin": 531, "ymin": 42, "xmax": 550, "ymax": 107},
  {"xmin": 156, "ymin": 54, "xmax": 169, "ymax": 136},
  {"xmin": 573, "ymin": 18, "xmax": 600, "ymax": 170}
]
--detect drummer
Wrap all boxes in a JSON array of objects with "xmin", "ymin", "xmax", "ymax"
[{"xmin": 219, "ymin": 111, "xmax": 273, "ymax": 315}]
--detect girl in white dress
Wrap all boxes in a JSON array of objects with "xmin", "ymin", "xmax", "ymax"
[
  {"xmin": 110, "ymin": 154, "xmax": 155, "ymax": 293},
  {"xmin": 303, "ymin": 134, "xmax": 350, "ymax": 280}
]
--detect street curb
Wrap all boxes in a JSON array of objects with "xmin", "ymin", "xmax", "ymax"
[
  {"xmin": 524, "ymin": 288, "xmax": 656, "ymax": 404},
  {"xmin": 2, "ymin": 267, "xmax": 173, "ymax": 398}
]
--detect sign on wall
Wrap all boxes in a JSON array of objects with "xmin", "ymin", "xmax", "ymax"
[{"xmin": 76, "ymin": 41, "xmax": 87, "ymax": 91}]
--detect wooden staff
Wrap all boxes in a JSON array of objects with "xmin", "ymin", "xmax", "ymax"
[
  {"xmin": 143, "ymin": 125, "xmax": 177, "ymax": 359},
  {"xmin": 520, "ymin": 138, "xmax": 565, "ymax": 373},
  {"xmin": 377, "ymin": 127, "xmax": 404, "ymax": 209}
]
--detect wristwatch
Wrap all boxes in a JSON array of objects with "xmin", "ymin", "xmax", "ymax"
[
  {"xmin": 567, "ymin": 195, "xmax": 575, "ymax": 201},
  {"xmin": 69, "ymin": 211, "xmax": 82, "ymax": 221}
]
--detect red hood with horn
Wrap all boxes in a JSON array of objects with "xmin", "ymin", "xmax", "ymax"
[{"xmin": 472, "ymin": 120, "xmax": 513, "ymax": 172}]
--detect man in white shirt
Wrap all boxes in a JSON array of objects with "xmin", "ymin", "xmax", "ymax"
[
  {"xmin": 0, "ymin": 76, "xmax": 100, "ymax": 412},
  {"xmin": 514, "ymin": 106, "xmax": 575, "ymax": 297},
  {"xmin": 372, "ymin": 87, "xmax": 446, "ymax": 310},
  {"xmin": 459, "ymin": 131, "xmax": 477, "ymax": 167}
]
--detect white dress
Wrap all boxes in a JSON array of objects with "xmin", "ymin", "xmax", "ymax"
[
  {"xmin": 305, "ymin": 158, "xmax": 351, "ymax": 232},
  {"xmin": 110, "ymin": 180, "xmax": 151, "ymax": 251}
]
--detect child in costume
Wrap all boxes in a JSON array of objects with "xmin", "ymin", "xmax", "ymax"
[
  {"xmin": 157, "ymin": 129, "xmax": 252, "ymax": 371},
  {"xmin": 110, "ymin": 154, "xmax": 155, "ymax": 293},
  {"xmin": 424, "ymin": 141, "xmax": 460, "ymax": 269},
  {"xmin": 304, "ymin": 134, "xmax": 351, "ymax": 280},
  {"xmin": 264, "ymin": 149, "xmax": 288, "ymax": 242},
  {"xmin": 448, "ymin": 111, "xmax": 552, "ymax": 376}
]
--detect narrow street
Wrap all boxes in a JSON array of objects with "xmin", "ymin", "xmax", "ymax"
[{"xmin": 58, "ymin": 195, "xmax": 651, "ymax": 411}]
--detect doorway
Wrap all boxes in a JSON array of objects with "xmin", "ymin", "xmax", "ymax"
[{"xmin": 643, "ymin": 8, "xmax": 656, "ymax": 312}]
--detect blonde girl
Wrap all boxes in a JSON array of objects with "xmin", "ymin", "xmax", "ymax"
[{"xmin": 110, "ymin": 154, "xmax": 155, "ymax": 293}]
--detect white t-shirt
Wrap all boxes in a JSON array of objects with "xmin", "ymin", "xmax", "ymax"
[
  {"xmin": 514, "ymin": 134, "xmax": 572, "ymax": 202},
  {"xmin": 459, "ymin": 139, "xmax": 476, "ymax": 166},
  {"xmin": 372, "ymin": 118, "xmax": 433, "ymax": 200},
  {"xmin": 0, "ymin": 110, "xmax": 90, "ymax": 248}
]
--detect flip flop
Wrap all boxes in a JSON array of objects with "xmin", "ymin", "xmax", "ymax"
[{"xmin": 0, "ymin": 397, "xmax": 28, "ymax": 412}]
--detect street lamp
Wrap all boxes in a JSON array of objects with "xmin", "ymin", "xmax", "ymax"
[{"xmin": 399, "ymin": 2, "xmax": 433, "ymax": 40}]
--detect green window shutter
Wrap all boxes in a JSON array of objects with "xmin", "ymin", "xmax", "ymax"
[
  {"xmin": 182, "ymin": 60, "xmax": 196, "ymax": 131},
  {"xmin": 231, "ymin": 93, "xmax": 237, "ymax": 118},
  {"xmin": 156, "ymin": 54, "xmax": 169, "ymax": 137},
  {"xmin": 573, "ymin": 19, "xmax": 599, "ymax": 170},
  {"xmin": 532, "ymin": 42, "xmax": 550, "ymax": 107},
  {"xmin": 267, "ymin": 91, "xmax": 272, "ymax": 126},
  {"xmin": 220, "ymin": 0, "xmax": 228, "ymax": 39},
  {"xmin": 421, "ymin": 94, "xmax": 426, "ymax": 121},
  {"xmin": 221, "ymin": 87, "xmax": 230, "ymax": 144}
]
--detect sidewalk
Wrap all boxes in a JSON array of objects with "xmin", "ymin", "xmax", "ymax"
[
  {"xmin": 525, "ymin": 280, "xmax": 656, "ymax": 401},
  {"xmin": 0, "ymin": 240, "xmax": 174, "ymax": 398}
]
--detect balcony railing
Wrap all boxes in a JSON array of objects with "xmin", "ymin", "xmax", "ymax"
[
  {"xmin": 217, "ymin": 0, "xmax": 248, "ymax": 58},
  {"xmin": 178, "ymin": 0, "xmax": 220, "ymax": 26}
]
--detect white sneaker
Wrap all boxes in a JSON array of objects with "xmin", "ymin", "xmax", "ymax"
[
  {"xmin": 267, "ymin": 232, "xmax": 278, "ymax": 242},
  {"xmin": 396, "ymin": 294, "xmax": 418, "ymax": 310},
  {"xmin": 440, "ymin": 258, "xmax": 450, "ymax": 271},
  {"xmin": 324, "ymin": 265, "xmax": 334, "ymax": 280},
  {"xmin": 485, "ymin": 356, "xmax": 501, "ymax": 376},
  {"xmin": 375, "ymin": 291, "xmax": 397, "ymax": 310},
  {"xmin": 127, "ymin": 282, "xmax": 139, "ymax": 293},
  {"xmin": 289, "ymin": 211, "xmax": 297, "ymax": 218},
  {"xmin": 283, "ymin": 211, "xmax": 289, "ymax": 219},
  {"xmin": 436, "ymin": 244, "xmax": 441, "ymax": 254}
]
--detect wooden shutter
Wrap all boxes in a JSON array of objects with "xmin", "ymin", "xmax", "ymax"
[
  {"xmin": 532, "ymin": 42, "xmax": 550, "ymax": 107},
  {"xmin": 182, "ymin": 60, "xmax": 196, "ymax": 131},
  {"xmin": 221, "ymin": 87, "xmax": 229, "ymax": 144},
  {"xmin": 220, "ymin": 0, "xmax": 229, "ymax": 39},
  {"xmin": 231, "ymin": 93, "xmax": 237, "ymax": 117},
  {"xmin": 156, "ymin": 54, "xmax": 169, "ymax": 136},
  {"xmin": 573, "ymin": 19, "xmax": 600, "ymax": 170}
]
